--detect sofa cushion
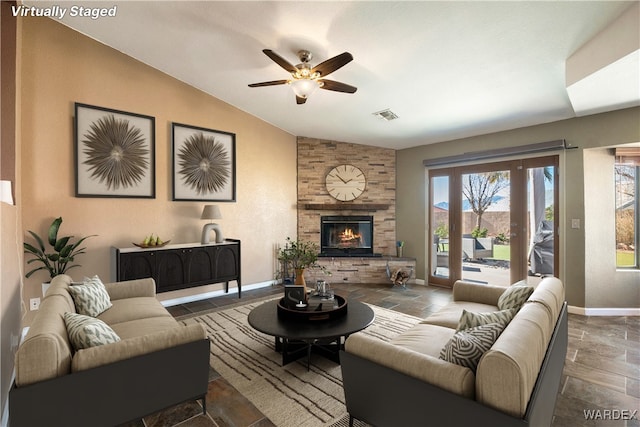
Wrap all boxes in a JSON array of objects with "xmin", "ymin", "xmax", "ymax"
[
  {"xmin": 440, "ymin": 322, "xmax": 504, "ymax": 372},
  {"xmin": 346, "ymin": 332, "xmax": 476, "ymax": 398},
  {"xmin": 390, "ymin": 323, "xmax": 456, "ymax": 357},
  {"xmin": 14, "ymin": 295, "xmax": 74, "ymax": 386},
  {"xmin": 526, "ymin": 277, "xmax": 565, "ymax": 322},
  {"xmin": 68, "ymin": 276, "xmax": 112, "ymax": 317},
  {"xmin": 97, "ymin": 297, "xmax": 172, "ymax": 326},
  {"xmin": 421, "ymin": 301, "xmax": 498, "ymax": 329},
  {"xmin": 497, "ymin": 281, "xmax": 534, "ymax": 310},
  {"xmin": 456, "ymin": 308, "xmax": 517, "ymax": 332},
  {"xmin": 476, "ymin": 301, "xmax": 554, "ymax": 418},
  {"xmin": 64, "ymin": 312, "xmax": 121, "ymax": 350},
  {"xmin": 109, "ymin": 316, "xmax": 180, "ymax": 340}
]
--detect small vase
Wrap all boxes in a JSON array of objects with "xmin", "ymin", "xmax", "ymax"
[
  {"xmin": 294, "ymin": 268, "xmax": 306, "ymax": 286},
  {"xmin": 397, "ymin": 247, "xmax": 403, "ymax": 258},
  {"xmin": 294, "ymin": 268, "xmax": 307, "ymax": 301}
]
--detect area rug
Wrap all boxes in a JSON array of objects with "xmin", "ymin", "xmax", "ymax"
[{"xmin": 178, "ymin": 299, "xmax": 421, "ymax": 427}]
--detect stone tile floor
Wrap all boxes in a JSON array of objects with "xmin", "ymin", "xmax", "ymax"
[{"xmin": 125, "ymin": 282, "xmax": 639, "ymax": 427}]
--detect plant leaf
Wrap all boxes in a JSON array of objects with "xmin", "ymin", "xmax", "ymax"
[
  {"xmin": 59, "ymin": 244, "xmax": 73, "ymax": 258},
  {"xmin": 23, "ymin": 242, "xmax": 44, "ymax": 256},
  {"xmin": 25, "ymin": 266, "xmax": 47, "ymax": 278},
  {"xmin": 54, "ymin": 236, "xmax": 71, "ymax": 252},
  {"xmin": 27, "ymin": 230, "xmax": 46, "ymax": 252},
  {"xmin": 48, "ymin": 217, "xmax": 63, "ymax": 246}
]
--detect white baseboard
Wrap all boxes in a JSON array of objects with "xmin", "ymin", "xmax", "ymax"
[
  {"xmin": 568, "ymin": 305, "xmax": 640, "ymax": 316},
  {"xmin": 160, "ymin": 280, "xmax": 276, "ymax": 307}
]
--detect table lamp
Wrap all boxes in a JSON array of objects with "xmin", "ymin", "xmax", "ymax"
[{"xmin": 201, "ymin": 205, "xmax": 223, "ymax": 244}]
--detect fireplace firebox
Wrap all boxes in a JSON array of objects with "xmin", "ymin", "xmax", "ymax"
[{"xmin": 320, "ymin": 216, "xmax": 375, "ymax": 257}]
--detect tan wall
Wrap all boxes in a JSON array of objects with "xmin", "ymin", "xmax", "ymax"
[
  {"xmin": 397, "ymin": 107, "xmax": 640, "ymax": 308},
  {"xmin": 296, "ymin": 137, "xmax": 396, "ymax": 255},
  {"xmin": 19, "ymin": 17, "xmax": 297, "ymax": 325},
  {"xmin": 1, "ymin": 2, "xmax": 23, "ymax": 419}
]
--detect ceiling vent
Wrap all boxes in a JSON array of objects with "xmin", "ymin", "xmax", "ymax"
[{"xmin": 372, "ymin": 109, "xmax": 399, "ymax": 121}]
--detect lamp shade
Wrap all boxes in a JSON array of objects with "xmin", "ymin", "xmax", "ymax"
[{"xmin": 201, "ymin": 205, "xmax": 222, "ymax": 221}]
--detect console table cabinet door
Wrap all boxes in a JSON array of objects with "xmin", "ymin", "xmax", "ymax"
[
  {"xmin": 185, "ymin": 247, "xmax": 215, "ymax": 286},
  {"xmin": 118, "ymin": 251, "xmax": 156, "ymax": 282},
  {"xmin": 155, "ymin": 249, "xmax": 188, "ymax": 292},
  {"xmin": 214, "ymin": 244, "xmax": 240, "ymax": 282}
]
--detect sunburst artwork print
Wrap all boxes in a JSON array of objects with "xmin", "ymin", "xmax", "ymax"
[
  {"xmin": 178, "ymin": 133, "xmax": 230, "ymax": 194},
  {"xmin": 82, "ymin": 114, "xmax": 148, "ymax": 190},
  {"xmin": 172, "ymin": 123, "xmax": 236, "ymax": 202},
  {"xmin": 75, "ymin": 103, "xmax": 155, "ymax": 198}
]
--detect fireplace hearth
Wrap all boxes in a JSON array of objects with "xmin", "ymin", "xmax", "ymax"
[{"xmin": 320, "ymin": 216, "xmax": 378, "ymax": 257}]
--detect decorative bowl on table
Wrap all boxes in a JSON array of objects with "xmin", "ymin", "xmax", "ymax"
[{"xmin": 133, "ymin": 240, "xmax": 170, "ymax": 248}]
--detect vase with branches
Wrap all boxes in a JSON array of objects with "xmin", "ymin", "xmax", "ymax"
[{"xmin": 277, "ymin": 237, "xmax": 327, "ymax": 289}]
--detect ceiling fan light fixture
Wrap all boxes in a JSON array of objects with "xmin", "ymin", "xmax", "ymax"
[{"xmin": 290, "ymin": 79, "xmax": 320, "ymax": 99}]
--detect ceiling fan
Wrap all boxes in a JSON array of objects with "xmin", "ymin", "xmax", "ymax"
[{"xmin": 248, "ymin": 49, "xmax": 357, "ymax": 104}]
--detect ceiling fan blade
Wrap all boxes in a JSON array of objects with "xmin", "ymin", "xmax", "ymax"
[
  {"xmin": 262, "ymin": 49, "xmax": 298, "ymax": 74},
  {"xmin": 319, "ymin": 79, "xmax": 357, "ymax": 94},
  {"xmin": 296, "ymin": 95, "xmax": 308, "ymax": 105},
  {"xmin": 248, "ymin": 79, "xmax": 289, "ymax": 88},
  {"xmin": 311, "ymin": 52, "xmax": 353, "ymax": 77}
]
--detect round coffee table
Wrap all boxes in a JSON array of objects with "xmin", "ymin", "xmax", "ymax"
[{"xmin": 248, "ymin": 297, "xmax": 375, "ymax": 370}]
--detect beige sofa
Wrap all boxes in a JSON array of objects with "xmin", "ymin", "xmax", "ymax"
[
  {"xmin": 10, "ymin": 274, "xmax": 210, "ymax": 427},
  {"xmin": 341, "ymin": 277, "xmax": 567, "ymax": 427}
]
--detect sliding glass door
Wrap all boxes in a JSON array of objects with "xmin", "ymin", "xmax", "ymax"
[{"xmin": 428, "ymin": 156, "xmax": 558, "ymax": 287}]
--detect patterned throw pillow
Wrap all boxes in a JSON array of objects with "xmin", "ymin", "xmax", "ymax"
[
  {"xmin": 497, "ymin": 282, "xmax": 534, "ymax": 311},
  {"xmin": 63, "ymin": 312, "xmax": 120, "ymax": 351},
  {"xmin": 456, "ymin": 308, "xmax": 518, "ymax": 332},
  {"xmin": 68, "ymin": 275, "xmax": 112, "ymax": 317},
  {"xmin": 439, "ymin": 322, "xmax": 504, "ymax": 372}
]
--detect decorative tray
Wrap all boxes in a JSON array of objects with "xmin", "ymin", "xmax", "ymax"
[
  {"xmin": 133, "ymin": 240, "xmax": 170, "ymax": 248},
  {"xmin": 277, "ymin": 295, "xmax": 347, "ymax": 322}
]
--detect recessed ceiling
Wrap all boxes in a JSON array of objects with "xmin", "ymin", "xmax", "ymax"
[{"xmin": 32, "ymin": 1, "xmax": 638, "ymax": 149}]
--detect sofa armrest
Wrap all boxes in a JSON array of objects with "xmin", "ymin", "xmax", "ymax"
[
  {"xmin": 453, "ymin": 280, "xmax": 506, "ymax": 305},
  {"xmin": 71, "ymin": 323, "xmax": 206, "ymax": 372},
  {"xmin": 104, "ymin": 278, "xmax": 156, "ymax": 300},
  {"xmin": 345, "ymin": 333, "xmax": 475, "ymax": 398}
]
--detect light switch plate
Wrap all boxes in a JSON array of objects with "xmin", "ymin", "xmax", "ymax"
[{"xmin": 571, "ymin": 219, "xmax": 580, "ymax": 229}]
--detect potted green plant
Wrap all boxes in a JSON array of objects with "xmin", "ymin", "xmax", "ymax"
[
  {"xmin": 277, "ymin": 237, "xmax": 325, "ymax": 288},
  {"xmin": 24, "ymin": 217, "xmax": 96, "ymax": 289}
]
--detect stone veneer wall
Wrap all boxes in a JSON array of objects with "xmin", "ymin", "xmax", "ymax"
[{"xmin": 297, "ymin": 137, "xmax": 396, "ymax": 255}]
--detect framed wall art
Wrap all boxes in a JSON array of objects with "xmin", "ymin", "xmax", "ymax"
[
  {"xmin": 172, "ymin": 123, "xmax": 236, "ymax": 202},
  {"xmin": 74, "ymin": 103, "xmax": 155, "ymax": 198}
]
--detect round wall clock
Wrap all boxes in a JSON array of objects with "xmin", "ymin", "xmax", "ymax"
[{"xmin": 325, "ymin": 164, "xmax": 366, "ymax": 201}]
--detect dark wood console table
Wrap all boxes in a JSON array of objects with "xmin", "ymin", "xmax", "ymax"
[{"xmin": 111, "ymin": 239, "xmax": 242, "ymax": 297}]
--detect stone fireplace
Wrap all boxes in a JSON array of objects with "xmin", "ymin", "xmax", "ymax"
[{"xmin": 296, "ymin": 137, "xmax": 397, "ymax": 256}]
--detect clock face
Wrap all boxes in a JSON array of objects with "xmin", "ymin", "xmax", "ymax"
[{"xmin": 325, "ymin": 164, "xmax": 366, "ymax": 201}]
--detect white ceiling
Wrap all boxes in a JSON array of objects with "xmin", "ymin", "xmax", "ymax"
[{"xmin": 37, "ymin": 1, "xmax": 638, "ymax": 149}]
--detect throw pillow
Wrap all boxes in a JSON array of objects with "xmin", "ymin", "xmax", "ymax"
[
  {"xmin": 439, "ymin": 322, "xmax": 504, "ymax": 372},
  {"xmin": 68, "ymin": 275, "xmax": 112, "ymax": 317},
  {"xmin": 456, "ymin": 308, "xmax": 518, "ymax": 332},
  {"xmin": 63, "ymin": 312, "xmax": 120, "ymax": 351},
  {"xmin": 497, "ymin": 282, "xmax": 534, "ymax": 311}
]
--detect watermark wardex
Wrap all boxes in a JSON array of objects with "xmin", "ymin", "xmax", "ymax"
[{"xmin": 584, "ymin": 409, "xmax": 638, "ymax": 420}]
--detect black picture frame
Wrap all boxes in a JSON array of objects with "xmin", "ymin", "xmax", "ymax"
[
  {"xmin": 74, "ymin": 103, "xmax": 155, "ymax": 198},
  {"xmin": 172, "ymin": 123, "xmax": 236, "ymax": 202}
]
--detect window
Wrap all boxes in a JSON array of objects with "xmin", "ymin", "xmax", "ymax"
[{"xmin": 615, "ymin": 148, "xmax": 639, "ymax": 268}]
